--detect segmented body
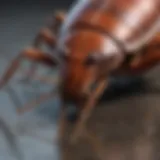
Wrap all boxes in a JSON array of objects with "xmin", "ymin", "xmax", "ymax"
[
  {"xmin": 57, "ymin": 0, "xmax": 160, "ymax": 100},
  {"xmin": 59, "ymin": 0, "xmax": 160, "ymax": 55}
]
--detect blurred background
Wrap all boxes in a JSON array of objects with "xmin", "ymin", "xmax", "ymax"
[
  {"xmin": 0, "ymin": 0, "xmax": 160, "ymax": 160},
  {"xmin": 0, "ymin": 0, "xmax": 73, "ymax": 160}
]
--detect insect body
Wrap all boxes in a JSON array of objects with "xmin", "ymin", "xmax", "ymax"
[
  {"xmin": 58, "ymin": 0, "xmax": 160, "ymax": 101},
  {"xmin": 0, "ymin": 0, "xmax": 160, "ymax": 153},
  {"xmin": 57, "ymin": 0, "xmax": 160, "ymax": 142}
]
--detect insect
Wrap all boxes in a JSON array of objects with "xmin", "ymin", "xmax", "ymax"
[{"xmin": 0, "ymin": 0, "xmax": 160, "ymax": 152}]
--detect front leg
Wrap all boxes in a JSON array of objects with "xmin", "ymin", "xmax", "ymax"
[
  {"xmin": 70, "ymin": 80, "xmax": 108, "ymax": 144},
  {"xmin": 129, "ymin": 47, "xmax": 160, "ymax": 74},
  {"xmin": 0, "ymin": 47, "xmax": 58, "ymax": 90},
  {"xmin": 17, "ymin": 90, "xmax": 57, "ymax": 114},
  {"xmin": 128, "ymin": 33, "xmax": 160, "ymax": 74},
  {"xmin": 25, "ymin": 11, "xmax": 66, "ymax": 81},
  {"xmin": 33, "ymin": 28, "xmax": 57, "ymax": 49},
  {"xmin": 33, "ymin": 10, "xmax": 66, "ymax": 48}
]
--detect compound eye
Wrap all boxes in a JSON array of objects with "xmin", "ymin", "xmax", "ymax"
[
  {"xmin": 84, "ymin": 52, "xmax": 103, "ymax": 66},
  {"xmin": 84, "ymin": 55, "xmax": 96, "ymax": 66}
]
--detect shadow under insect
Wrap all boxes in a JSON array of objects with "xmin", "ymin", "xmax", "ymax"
[{"xmin": 67, "ymin": 76, "xmax": 148, "ymax": 122}]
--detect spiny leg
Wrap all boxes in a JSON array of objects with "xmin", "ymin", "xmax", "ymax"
[
  {"xmin": 33, "ymin": 28, "xmax": 57, "ymax": 49},
  {"xmin": 33, "ymin": 10, "xmax": 66, "ymax": 49},
  {"xmin": 25, "ymin": 10, "xmax": 66, "ymax": 82},
  {"xmin": 116, "ymin": 38, "xmax": 160, "ymax": 95},
  {"xmin": 23, "ymin": 27, "xmax": 57, "ymax": 83},
  {"xmin": 125, "ymin": 32, "xmax": 160, "ymax": 74},
  {"xmin": 0, "ymin": 47, "xmax": 58, "ymax": 90},
  {"xmin": 129, "ymin": 43, "xmax": 160, "ymax": 74},
  {"xmin": 17, "ymin": 89, "xmax": 58, "ymax": 114},
  {"xmin": 70, "ymin": 80, "xmax": 108, "ymax": 144},
  {"xmin": 47, "ymin": 10, "xmax": 66, "ymax": 32},
  {"xmin": 19, "ymin": 69, "xmax": 59, "ymax": 85},
  {"xmin": 5, "ymin": 11, "xmax": 66, "ymax": 115},
  {"xmin": 33, "ymin": 10, "xmax": 66, "ymax": 50},
  {"xmin": 117, "ymin": 33, "xmax": 160, "ymax": 76}
]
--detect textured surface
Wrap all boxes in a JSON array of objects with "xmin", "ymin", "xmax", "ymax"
[{"xmin": 0, "ymin": 1, "xmax": 160, "ymax": 160}]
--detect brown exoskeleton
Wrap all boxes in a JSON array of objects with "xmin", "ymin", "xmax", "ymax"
[{"xmin": 0, "ymin": 0, "xmax": 160, "ymax": 155}]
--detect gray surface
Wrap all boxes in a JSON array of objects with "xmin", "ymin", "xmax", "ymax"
[{"xmin": 0, "ymin": 1, "xmax": 71, "ymax": 160}]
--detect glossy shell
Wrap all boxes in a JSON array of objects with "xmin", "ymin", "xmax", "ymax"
[{"xmin": 59, "ymin": 0, "xmax": 160, "ymax": 53}]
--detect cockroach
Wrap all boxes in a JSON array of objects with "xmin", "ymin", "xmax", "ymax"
[{"xmin": 0, "ymin": 0, "xmax": 160, "ymax": 151}]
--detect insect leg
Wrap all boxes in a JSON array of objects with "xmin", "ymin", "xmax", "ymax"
[
  {"xmin": 0, "ymin": 48, "xmax": 58, "ymax": 90},
  {"xmin": 130, "ymin": 46, "xmax": 160, "ymax": 74},
  {"xmin": 16, "ymin": 89, "xmax": 57, "ymax": 114},
  {"xmin": 70, "ymin": 80, "xmax": 108, "ymax": 144},
  {"xmin": 33, "ymin": 10, "xmax": 66, "ymax": 48},
  {"xmin": 25, "ymin": 10, "xmax": 66, "ymax": 82},
  {"xmin": 33, "ymin": 28, "xmax": 57, "ymax": 48}
]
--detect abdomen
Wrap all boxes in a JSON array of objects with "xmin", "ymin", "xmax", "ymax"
[{"xmin": 61, "ymin": 0, "xmax": 160, "ymax": 53}]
